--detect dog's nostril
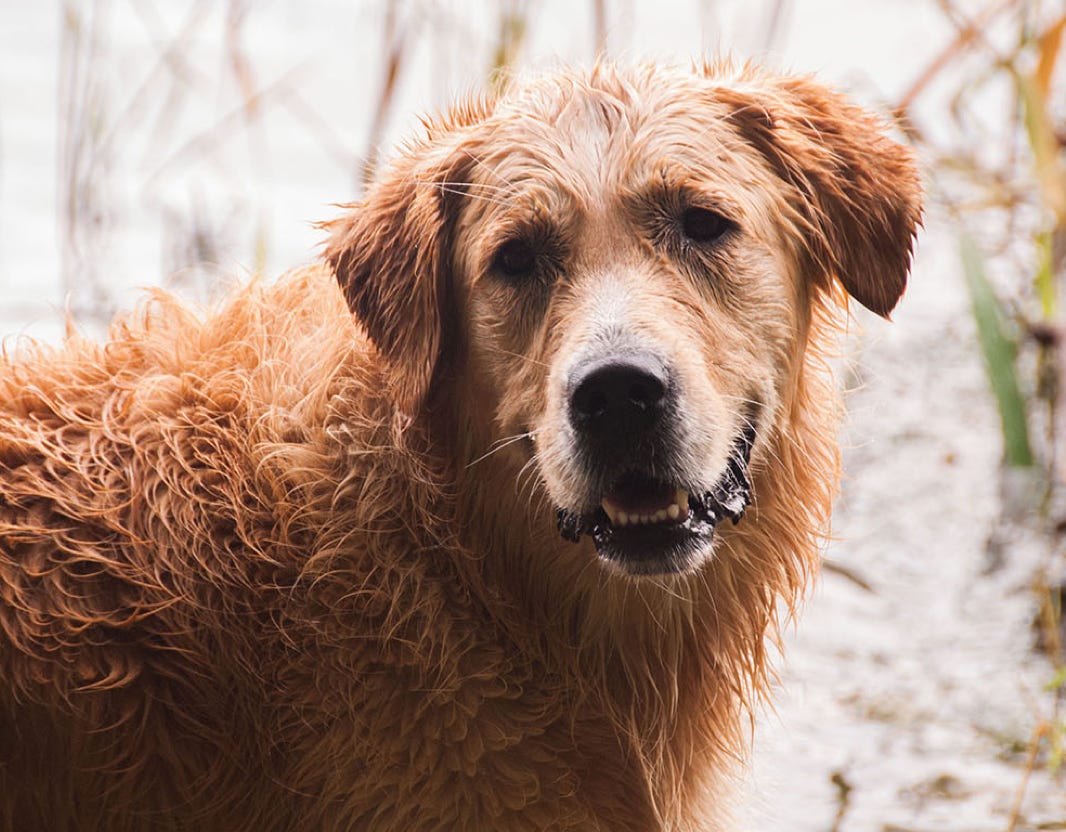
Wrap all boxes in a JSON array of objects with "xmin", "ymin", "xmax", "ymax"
[
  {"xmin": 581, "ymin": 389, "xmax": 609, "ymax": 419},
  {"xmin": 569, "ymin": 356, "xmax": 670, "ymax": 434},
  {"xmin": 627, "ymin": 376, "xmax": 665, "ymax": 411}
]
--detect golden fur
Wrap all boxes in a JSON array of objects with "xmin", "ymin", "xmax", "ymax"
[{"xmin": 0, "ymin": 62, "xmax": 920, "ymax": 831}]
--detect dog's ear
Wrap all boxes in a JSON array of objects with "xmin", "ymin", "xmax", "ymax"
[
  {"xmin": 324, "ymin": 144, "xmax": 470, "ymax": 414},
  {"xmin": 718, "ymin": 74, "xmax": 922, "ymax": 318}
]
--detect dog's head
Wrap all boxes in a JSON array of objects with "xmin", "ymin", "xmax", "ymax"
[{"xmin": 326, "ymin": 63, "xmax": 921, "ymax": 576}]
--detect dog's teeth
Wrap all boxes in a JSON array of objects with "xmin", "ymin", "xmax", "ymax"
[{"xmin": 601, "ymin": 494, "xmax": 690, "ymax": 527}]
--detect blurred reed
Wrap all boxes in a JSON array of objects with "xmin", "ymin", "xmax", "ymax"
[{"xmin": 897, "ymin": 0, "xmax": 1066, "ymax": 817}]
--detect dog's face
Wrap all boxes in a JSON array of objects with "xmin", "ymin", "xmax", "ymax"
[{"xmin": 327, "ymin": 64, "xmax": 921, "ymax": 576}]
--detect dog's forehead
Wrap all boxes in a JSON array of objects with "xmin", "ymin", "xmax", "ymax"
[{"xmin": 469, "ymin": 70, "xmax": 758, "ymax": 205}]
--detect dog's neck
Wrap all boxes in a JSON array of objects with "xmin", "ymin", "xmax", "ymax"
[{"xmin": 406, "ymin": 331, "xmax": 839, "ymax": 826}]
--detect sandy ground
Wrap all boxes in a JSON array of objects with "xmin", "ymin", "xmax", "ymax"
[{"xmin": 1, "ymin": 2, "xmax": 1063, "ymax": 829}]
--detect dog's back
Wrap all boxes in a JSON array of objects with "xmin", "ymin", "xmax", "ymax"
[{"xmin": 0, "ymin": 267, "xmax": 373, "ymax": 829}]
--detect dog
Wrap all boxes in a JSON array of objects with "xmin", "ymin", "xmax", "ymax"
[{"xmin": 0, "ymin": 61, "xmax": 920, "ymax": 831}]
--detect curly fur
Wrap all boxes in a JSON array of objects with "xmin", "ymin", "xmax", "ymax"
[{"xmin": 0, "ymin": 61, "xmax": 920, "ymax": 831}]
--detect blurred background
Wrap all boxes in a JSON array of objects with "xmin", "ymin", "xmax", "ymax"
[{"xmin": 0, "ymin": 1, "xmax": 1064, "ymax": 829}]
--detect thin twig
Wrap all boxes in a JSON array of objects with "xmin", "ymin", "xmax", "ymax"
[
  {"xmin": 895, "ymin": 0, "xmax": 1018, "ymax": 117},
  {"xmin": 829, "ymin": 770, "xmax": 853, "ymax": 832},
  {"xmin": 593, "ymin": 0, "xmax": 607, "ymax": 54},
  {"xmin": 143, "ymin": 65, "xmax": 312, "ymax": 190},
  {"xmin": 823, "ymin": 559, "xmax": 875, "ymax": 593},
  {"xmin": 761, "ymin": 0, "xmax": 791, "ymax": 54},
  {"xmin": 1007, "ymin": 722, "xmax": 1048, "ymax": 832},
  {"xmin": 362, "ymin": 0, "xmax": 411, "ymax": 188}
]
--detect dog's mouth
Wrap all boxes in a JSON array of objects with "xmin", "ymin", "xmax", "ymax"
[{"xmin": 556, "ymin": 423, "xmax": 757, "ymax": 575}]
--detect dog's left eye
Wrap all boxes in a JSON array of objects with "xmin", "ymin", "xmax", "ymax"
[
  {"xmin": 493, "ymin": 239, "xmax": 539, "ymax": 280},
  {"xmin": 680, "ymin": 207, "xmax": 735, "ymax": 244}
]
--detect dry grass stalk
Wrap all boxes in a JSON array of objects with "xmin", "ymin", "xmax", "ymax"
[{"xmin": 899, "ymin": 2, "xmax": 1066, "ymax": 824}]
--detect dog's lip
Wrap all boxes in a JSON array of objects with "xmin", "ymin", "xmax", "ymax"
[
  {"xmin": 561, "ymin": 487, "xmax": 722, "ymax": 541},
  {"xmin": 555, "ymin": 420, "xmax": 758, "ymax": 573},
  {"xmin": 557, "ymin": 499, "xmax": 718, "ymax": 575}
]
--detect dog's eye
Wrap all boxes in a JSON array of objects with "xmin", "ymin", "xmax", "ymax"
[
  {"xmin": 680, "ymin": 207, "xmax": 734, "ymax": 244},
  {"xmin": 493, "ymin": 239, "xmax": 538, "ymax": 280}
]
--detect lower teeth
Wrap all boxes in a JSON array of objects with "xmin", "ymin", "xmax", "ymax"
[{"xmin": 604, "ymin": 500, "xmax": 687, "ymax": 527}]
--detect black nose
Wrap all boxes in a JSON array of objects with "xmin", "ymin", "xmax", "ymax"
[{"xmin": 569, "ymin": 355, "xmax": 670, "ymax": 443}]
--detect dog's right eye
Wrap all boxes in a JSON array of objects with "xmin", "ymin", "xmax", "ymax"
[
  {"xmin": 680, "ymin": 207, "xmax": 735, "ymax": 245},
  {"xmin": 493, "ymin": 239, "xmax": 538, "ymax": 280}
]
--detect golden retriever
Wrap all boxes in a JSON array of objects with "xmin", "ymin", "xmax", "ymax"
[{"xmin": 0, "ymin": 61, "xmax": 920, "ymax": 831}]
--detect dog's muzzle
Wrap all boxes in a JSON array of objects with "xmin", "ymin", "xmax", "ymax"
[{"xmin": 556, "ymin": 352, "xmax": 756, "ymax": 574}]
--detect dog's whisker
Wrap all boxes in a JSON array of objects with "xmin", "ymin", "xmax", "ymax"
[
  {"xmin": 438, "ymin": 177, "xmax": 514, "ymax": 191},
  {"xmin": 410, "ymin": 176, "xmax": 516, "ymax": 206},
  {"xmin": 457, "ymin": 147, "xmax": 520, "ymax": 194},
  {"xmin": 439, "ymin": 180, "xmax": 518, "ymax": 201},
  {"xmin": 466, "ymin": 431, "xmax": 536, "ymax": 468},
  {"xmin": 484, "ymin": 346, "xmax": 551, "ymax": 369},
  {"xmin": 431, "ymin": 184, "xmax": 513, "ymax": 206},
  {"xmin": 717, "ymin": 392, "xmax": 765, "ymax": 409},
  {"xmin": 515, "ymin": 455, "xmax": 547, "ymax": 506},
  {"xmin": 515, "ymin": 457, "xmax": 541, "ymax": 498}
]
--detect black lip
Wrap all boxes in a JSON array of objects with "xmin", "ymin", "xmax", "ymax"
[{"xmin": 556, "ymin": 421, "xmax": 757, "ymax": 574}]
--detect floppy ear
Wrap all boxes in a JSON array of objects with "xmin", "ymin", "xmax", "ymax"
[
  {"xmin": 324, "ymin": 145, "xmax": 470, "ymax": 414},
  {"xmin": 719, "ymin": 74, "xmax": 922, "ymax": 318}
]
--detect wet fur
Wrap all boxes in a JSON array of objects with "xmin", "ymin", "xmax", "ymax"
[{"xmin": 0, "ymin": 62, "xmax": 920, "ymax": 830}]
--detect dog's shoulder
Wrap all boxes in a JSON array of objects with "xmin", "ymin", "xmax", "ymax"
[
  {"xmin": 0, "ymin": 264, "xmax": 382, "ymax": 435},
  {"xmin": 0, "ymin": 264, "xmax": 401, "ymax": 591}
]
